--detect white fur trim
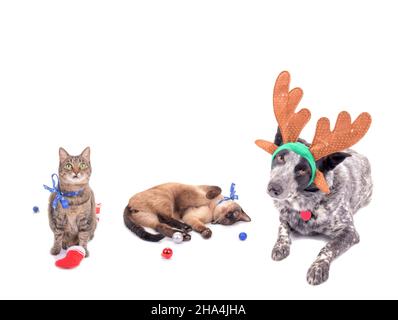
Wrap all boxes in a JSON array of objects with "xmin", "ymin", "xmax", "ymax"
[{"xmin": 67, "ymin": 246, "xmax": 86, "ymax": 257}]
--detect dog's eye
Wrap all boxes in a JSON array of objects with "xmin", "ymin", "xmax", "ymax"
[
  {"xmin": 296, "ymin": 169, "xmax": 307, "ymax": 176},
  {"xmin": 276, "ymin": 154, "xmax": 285, "ymax": 163}
]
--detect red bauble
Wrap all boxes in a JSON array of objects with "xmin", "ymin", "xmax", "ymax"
[
  {"xmin": 95, "ymin": 203, "xmax": 101, "ymax": 214},
  {"xmin": 162, "ymin": 248, "xmax": 173, "ymax": 259},
  {"xmin": 300, "ymin": 210, "xmax": 312, "ymax": 222}
]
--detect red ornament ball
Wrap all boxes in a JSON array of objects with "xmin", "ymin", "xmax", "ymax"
[
  {"xmin": 95, "ymin": 203, "xmax": 102, "ymax": 214},
  {"xmin": 162, "ymin": 248, "xmax": 173, "ymax": 259}
]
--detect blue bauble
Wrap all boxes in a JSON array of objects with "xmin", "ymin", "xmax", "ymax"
[{"xmin": 239, "ymin": 232, "xmax": 247, "ymax": 241}]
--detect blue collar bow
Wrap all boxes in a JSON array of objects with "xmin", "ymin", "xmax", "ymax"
[
  {"xmin": 217, "ymin": 183, "xmax": 239, "ymax": 206},
  {"xmin": 43, "ymin": 174, "xmax": 82, "ymax": 209}
]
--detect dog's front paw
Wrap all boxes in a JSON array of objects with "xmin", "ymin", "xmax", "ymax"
[
  {"xmin": 307, "ymin": 260, "xmax": 330, "ymax": 286},
  {"xmin": 272, "ymin": 243, "xmax": 290, "ymax": 261}
]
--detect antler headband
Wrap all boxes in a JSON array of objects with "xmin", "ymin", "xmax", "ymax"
[{"xmin": 255, "ymin": 71, "xmax": 372, "ymax": 193}]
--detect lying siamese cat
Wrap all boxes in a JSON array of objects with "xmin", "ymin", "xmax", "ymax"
[{"xmin": 123, "ymin": 183, "xmax": 251, "ymax": 242}]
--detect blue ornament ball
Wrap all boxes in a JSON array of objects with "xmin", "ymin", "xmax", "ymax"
[
  {"xmin": 33, "ymin": 206, "xmax": 40, "ymax": 214},
  {"xmin": 239, "ymin": 232, "xmax": 247, "ymax": 241}
]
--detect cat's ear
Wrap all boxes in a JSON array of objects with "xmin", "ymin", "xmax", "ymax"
[
  {"xmin": 206, "ymin": 186, "xmax": 222, "ymax": 199},
  {"xmin": 59, "ymin": 147, "xmax": 70, "ymax": 163},
  {"xmin": 81, "ymin": 147, "xmax": 91, "ymax": 162},
  {"xmin": 239, "ymin": 209, "xmax": 251, "ymax": 222}
]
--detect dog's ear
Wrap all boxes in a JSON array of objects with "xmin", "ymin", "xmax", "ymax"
[
  {"xmin": 317, "ymin": 152, "xmax": 351, "ymax": 173},
  {"xmin": 274, "ymin": 127, "xmax": 283, "ymax": 146},
  {"xmin": 306, "ymin": 152, "xmax": 351, "ymax": 192}
]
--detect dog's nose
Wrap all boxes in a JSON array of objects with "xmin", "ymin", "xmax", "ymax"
[{"xmin": 267, "ymin": 183, "xmax": 283, "ymax": 197}]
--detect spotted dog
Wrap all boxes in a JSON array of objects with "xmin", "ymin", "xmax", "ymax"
[
  {"xmin": 256, "ymin": 71, "xmax": 372, "ymax": 285},
  {"xmin": 268, "ymin": 130, "xmax": 372, "ymax": 285}
]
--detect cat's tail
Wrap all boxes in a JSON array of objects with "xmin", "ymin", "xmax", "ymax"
[{"xmin": 123, "ymin": 206, "xmax": 165, "ymax": 242}]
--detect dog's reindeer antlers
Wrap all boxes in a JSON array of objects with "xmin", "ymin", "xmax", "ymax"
[
  {"xmin": 310, "ymin": 111, "xmax": 372, "ymax": 160},
  {"xmin": 273, "ymin": 71, "xmax": 311, "ymax": 144},
  {"xmin": 256, "ymin": 71, "xmax": 311, "ymax": 154},
  {"xmin": 309, "ymin": 111, "xmax": 372, "ymax": 192},
  {"xmin": 256, "ymin": 71, "xmax": 372, "ymax": 194}
]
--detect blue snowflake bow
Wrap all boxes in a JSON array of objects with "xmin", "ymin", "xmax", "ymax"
[
  {"xmin": 217, "ymin": 183, "xmax": 239, "ymax": 206},
  {"xmin": 43, "ymin": 174, "xmax": 82, "ymax": 209}
]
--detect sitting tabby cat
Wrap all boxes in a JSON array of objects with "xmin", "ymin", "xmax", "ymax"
[
  {"xmin": 123, "ymin": 183, "xmax": 251, "ymax": 242},
  {"xmin": 48, "ymin": 147, "xmax": 97, "ymax": 257}
]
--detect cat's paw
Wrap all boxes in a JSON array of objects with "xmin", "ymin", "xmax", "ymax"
[
  {"xmin": 182, "ymin": 224, "xmax": 193, "ymax": 233},
  {"xmin": 201, "ymin": 228, "xmax": 212, "ymax": 239},
  {"xmin": 83, "ymin": 247, "xmax": 90, "ymax": 258},
  {"xmin": 307, "ymin": 260, "xmax": 330, "ymax": 286},
  {"xmin": 271, "ymin": 243, "xmax": 290, "ymax": 261},
  {"xmin": 78, "ymin": 218, "xmax": 90, "ymax": 228},
  {"xmin": 182, "ymin": 233, "xmax": 191, "ymax": 241},
  {"xmin": 50, "ymin": 246, "xmax": 61, "ymax": 256}
]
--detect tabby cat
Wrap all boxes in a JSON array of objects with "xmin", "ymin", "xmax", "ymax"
[
  {"xmin": 48, "ymin": 147, "xmax": 97, "ymax": 257},
  {"xmin": 124, "ymin": 183, "xmax": 251, "ymax": 241}
]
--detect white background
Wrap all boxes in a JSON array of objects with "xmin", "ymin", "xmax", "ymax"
[{"xmin": 0, "ymin": 1, "xmax": 396, "ymax": 300}]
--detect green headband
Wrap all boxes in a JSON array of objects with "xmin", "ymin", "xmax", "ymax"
[{"xmin": 272, "ymin": 142, "xmax": 316, "ymax": 186}]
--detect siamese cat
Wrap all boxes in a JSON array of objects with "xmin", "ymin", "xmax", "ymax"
[{"xmin": 123, "ymin": 183, "xmax": 251, "ymax": 242}]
